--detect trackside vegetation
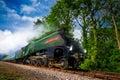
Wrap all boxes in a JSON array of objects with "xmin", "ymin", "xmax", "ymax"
[
  {"xmin": 0, "ymin": 75, "xmax": 25, "ymax": 80},
  {"xmin": 35, "ymin": 0, "xmax": 120, "ymax": 72}
]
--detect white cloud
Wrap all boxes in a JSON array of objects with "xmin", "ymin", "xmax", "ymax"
[
  {"xmin": 0, "ymin": 0, "xmax": 21, "ymax": 20},
  {"xmin": 1, "ymin": 0, "xmax": 49, "ymax": 22},
  {"xmin": 21, "ymin": 0, "xmax": 40, "ymax": 14},
  {"xmin": 21, "ymin": 16, "xmax": 42, "ymax": 22},
  {"xmin": 0, "ymin": 25, "xmax": 45, "ymax": 54},
  {"xmin": 30, "ymin": 0, "xmax": 40, "ymax": 7},
  {"xmin": 7, "ymin": 13, "xmax": 21, "ymax": 19},
  {"xmin": 21, "ymin": 0, "xmax": 49, "ymax": 15},
  {"xmin": 21, "ymin": 5, "xmax": 36, "ymax": 14},
  {"xmin": 0, "ymin": 0, "xmax": 16, "ymax": 13},
  {"xmin": 0, "ymin": 0, "xmax": 53, "ymax": 56},
  {"xmin": 0, "ymin": 0, "xmax": 41, "ymax": 22},
  {"xmin": 0, "ymin": 0, "xmax": 13, "ymax": 13},
  {"xmin": 22, "ymin": 16, "xmax": 34, "ymax": 22}
]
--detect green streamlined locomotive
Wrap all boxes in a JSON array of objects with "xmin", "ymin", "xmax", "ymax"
[{"xmin": 5, "ymin": 29, "xmax": 85, "ymax": 69}]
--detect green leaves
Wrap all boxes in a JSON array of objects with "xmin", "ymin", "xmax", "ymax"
[
  {"xmin": 36, "ymin": 0, "xmax": 120, "ymax": 72},
  {"xmin": 44, "ymin": 0, "xmax": 75, "ymax": 35}
]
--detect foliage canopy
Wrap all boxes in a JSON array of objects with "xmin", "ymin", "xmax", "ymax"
[{"xmin": 34, "ymin": 0, "xmax": 120, "ymax": 72}]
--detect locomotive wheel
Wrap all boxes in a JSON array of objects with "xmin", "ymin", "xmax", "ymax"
[
  {"xmin": 59, "ymin": 58, "xmax": 68, "ymax": 69},
  {"xmin": 72, "ymin": 62, "xmax": 77, "ymax": 69},
  {"xmin": 71, "ymin": 59, "xmax": 78, "ymax": 69},
  {"xmin": 48, "ymin": 60, "xmax": 53, "ymax": 68},
  {"xmin": 41, "ymin": 58, "xmax": 48, "ymax": 67},
  {"xmin": 25, "ymin": 59, "xmax": 31, "ymax": 64},
  {"xmin": 31, "ymin": 60, "xmax": 38, "ymax": 66},
  {"xmin": 30, "ymin": 60, "xmax": 35, "ymax": 65},
  {"xmin": 37, "ymin": 59, "xmax": 42, "ymax": 66},
  {"xmin": 34, "ymin": 60, "xmax": 39, "ymax": 66}
]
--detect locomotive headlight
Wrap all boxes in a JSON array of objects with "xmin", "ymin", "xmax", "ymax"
[
  {"xmin": 69, "ymin": 45, "xmax": 73, "ymax": 51},
  {"xmin": 84, "ymin": 49, "xmax": 87, "ymax": 53}
]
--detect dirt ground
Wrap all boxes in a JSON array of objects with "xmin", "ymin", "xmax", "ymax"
[
  {"xmin": 0, "ymin": 61, "xmax": 58, "ymax": 80},
  {"xmin": 0, "ymin": 61, "xmax": 101, "ymax": 80}
]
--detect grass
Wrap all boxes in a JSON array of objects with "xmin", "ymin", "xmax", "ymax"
[
  {"xmin": 0, "ymin": 75, "xmax": 25, "ymax": 80},
  {"xmin": 0, "ymin": 62, "xmax": 26, "ymax": 80}
]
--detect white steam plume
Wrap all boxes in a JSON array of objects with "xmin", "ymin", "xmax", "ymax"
[
  {"xmin": 0, "ymin": 24, "xmax": 82, "ymax": 57},
  {"xmin": 0, "ymin": 25, "xmax": 46, "ymax": 55}
]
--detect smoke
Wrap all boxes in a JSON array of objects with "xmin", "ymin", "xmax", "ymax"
[
  {"xmin": 0, "ymin": 23, "xmax": 82, "ymax": 57},
  {"xmin": 0, "ymin": 24, "xmax": 46, "ymax": 55}
]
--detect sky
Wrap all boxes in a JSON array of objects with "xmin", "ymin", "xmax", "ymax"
[
  {"xmin": 0, "ymin": 0, "xmax": 56, "ymax": 55},
  {"xmin": 0, "ymin": 0, "xmax": 81, "ymax": 56},
  {"xmin": 0, "ymin": 0, "xmax": 56, "ymax": 31}
]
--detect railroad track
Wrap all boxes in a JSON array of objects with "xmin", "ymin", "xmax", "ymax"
[
  {"xmin": 43, "ymin": 68, "xmax": 120, "ymax": 80},
  {"xmin": 10, "ymin": 62, "xmax": 120, "ymax": 80},
  {"xmin": 23, "ymin": 64, "xmax": 120, "ymax": 80}
]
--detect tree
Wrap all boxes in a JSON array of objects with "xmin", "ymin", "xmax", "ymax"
[
  {"xmin": 34, "ymin": 19, "xmax": 42, "ymax": 25},
  {"xmin": 44, "ymin": 0, "xmax": 75, "ymax": 36},
  {"xmin": 110, "ymin": 1, "xmax": 120, "ymax": 50},
  {"xmin": 102, "ymin": 0, "xmax": 120, "ymax": 50},
  {"xmin": 41, "ymin": 0, "xmax": 120, "ymax": 72}
]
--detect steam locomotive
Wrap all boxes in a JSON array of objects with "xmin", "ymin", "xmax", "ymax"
[{"xmin": 4, "ymin": 29, "xmax": 85, "ymax": 69}]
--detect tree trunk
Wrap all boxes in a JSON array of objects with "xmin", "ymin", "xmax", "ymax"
[
  {"xmin": 91, "ymin": 25, "xmax": 97, "ymax": 62},
  {"xmin": 112, "ymin": 14, "xmax": 120, "ymax": 50}
]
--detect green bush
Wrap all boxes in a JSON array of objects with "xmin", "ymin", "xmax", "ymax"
[
  {"xmin": 108, "ymin": 50, "xmax": 120, "ymax": 72},
  {"xmin": 80, "ymin": 59, "xmax": 97, "ymax": 70}
]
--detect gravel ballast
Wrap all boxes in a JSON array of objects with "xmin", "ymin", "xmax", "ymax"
[{"xmin": 0, "ymin": 61, "xmax": 101, "ymax": 80}]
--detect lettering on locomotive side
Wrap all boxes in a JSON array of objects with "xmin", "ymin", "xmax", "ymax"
[{"xmin": 45, "ymin": 35, "xmax": 61, "ymax": 44}]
